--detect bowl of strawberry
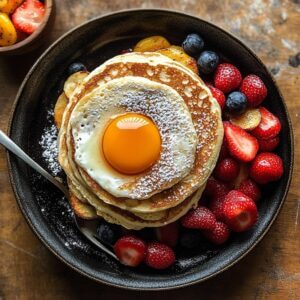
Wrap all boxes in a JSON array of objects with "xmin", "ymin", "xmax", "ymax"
[
  {"xmin": 0, "ymin": 0, "xmax": 54, "ymax": 55},
  {"xmin": 8, "ymin": 10, "xmax": 293, "ymax": 290}
]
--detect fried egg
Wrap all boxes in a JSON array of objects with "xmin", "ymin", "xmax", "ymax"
[
  {"xmin": 69, "ymin": 76, "xmax": 198, "ymax": 199},
  {"xmin": 102, "ymin": 113, "xmax": 161, "ymax": 174}
]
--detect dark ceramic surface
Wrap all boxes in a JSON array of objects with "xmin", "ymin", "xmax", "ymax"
[{"xmin": 7, "ymin": 9, "xmax": 293, "ymax": 290}]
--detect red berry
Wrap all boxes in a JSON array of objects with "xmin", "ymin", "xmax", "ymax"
[
  {"xmin": 251, "ymin": 107, "xmax": 281, "ymax": 140},
  {"xmin": 214, "ymin": 63, "xmax": 242, "ymax": 93},
  {"xmin": 155, "ymin": 222, "xmax": 179, "ymax": 247},
  {"xmin": 223, "ymin": 121, "xmax": 259, "ymax": 162},
  {"xmin": 206, "ymin": 83, "xmax": 226, "ymax": 110},
  {"xmin": 145, "ymin": 242, "xmax": 175, "ymax": 269},
  {"xmin": 208, "ymin": 194, "xmax": 227, "ymax": 221},
  {"xmin": 238, "ymin": 179, "xmax": 261, "ymax": 202},
  {"xmin": 219, "ymin": 139, "xmax": 230, "ymax": 160},
  {"xmin": 232, "ymin": 163, "xmax": 249, "ymax": 189},
  {"xmin": 181, "ymin": 206, "xmax": 217, "ymax": 230},
  {"xmin": 203, "ymin": 177, "xmax": 217, "ymax": 197},
  {"xmin": 114, "ymin": 235, "xmax": 146, "ymax": 267},
  {"xmin": 204, "ymin": 177, "xmax": 229, "ymax": 198},
  {"xmin": 214, "ymin": 158, "xmax": 240, "ymax": 182},
  {"xmin": 222, "ymin": 190, "xmax": 258, "ymax": 232},
  {"xmin": 240, "ymin": 75, "xmax": 267, "ymax": 107},
  {"xmin": 249, "ymin": 152, "xmax": 284, "ymax": 184},
  {"xmin": 203, "ymin": 221, "xmax": 230, "ymax": 245},
  {"xmin": 12, "ymin": 0, "xmax": 45, "ymax": 34},
  {"xmin": 258, "ymin": 136, "xmax": 280, "ymax": 152}
]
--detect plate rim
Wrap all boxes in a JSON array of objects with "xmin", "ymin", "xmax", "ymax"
[{"xmin": 6, "ymin": 8, "xmax": 294, "ymax": 290}]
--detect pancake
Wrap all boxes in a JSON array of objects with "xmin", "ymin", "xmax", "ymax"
[
  {"xmin": 59, "ymin": 53, "xmax": 223, "ymax": 211},
  {"xmin": 57, "ymin": 52, "xmax": 223, "ymax": 228},
  {"xmin": 68, "ymin": 181, "xmax": 204, "ymax": 229},
  {"xmin": 69, "ymin": 77, "xmax": 198, "ymax": 199}
]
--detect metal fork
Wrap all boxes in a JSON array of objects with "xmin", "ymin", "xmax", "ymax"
[{"xmin": 0, "ymin": 130, "xmax": 117, "ymax": 260}]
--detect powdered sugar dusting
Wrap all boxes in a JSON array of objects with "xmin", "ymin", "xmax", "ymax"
[{"xmin": 39, "ymin": 110, "xmax": 61, "ymax": 176}]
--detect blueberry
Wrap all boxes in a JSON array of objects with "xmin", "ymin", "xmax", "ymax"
[
  {"xmin": 225, "ymin": 91, "xmax": 248, "ymax": 116},
  {"xmin": 179, "ymin": 230, "xmax": 202, "ymax": 249},
  {"xmin": 67, "ymin": 62, "xmax": 87, "ymax": 75},
  {"xmin": 197, "ymin": 51, "xmax": 219, "ymax": 74},
  {"xmin": 182, "ymin": 33, "xmax": 204, "ymax": 56},
  {"xmin": 96, "ymin": 222, "xmax": 120, "ymax": 246}
]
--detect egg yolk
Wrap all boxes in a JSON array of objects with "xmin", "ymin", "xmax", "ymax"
[{"xmin": 102, "ymin": 113, "xmax": 161, "ymax": 175}]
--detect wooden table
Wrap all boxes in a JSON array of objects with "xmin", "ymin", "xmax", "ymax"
[{"xmin": 0, "ymin": 1, "xmax": 299, "ymax": 299}]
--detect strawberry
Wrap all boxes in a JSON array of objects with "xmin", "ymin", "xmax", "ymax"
[
  {"xmin": 258, "ymin": 136, "xmax": 280, "ymax": 152},
  {"xmin": 214, "ymin": 63, "xmax": 242, "ymax": 93},
  {"xmin": 12, "ymin": 0, "xmax": 45, "ymax": 34},
  {"xmin": 232, "ymin": 163, "xmax": 249, "ymax": 189},
  {"xmin": 214, "ymin": 157, "xmax": 240, "ymax": 182},
  {"xmin": 203, "ymin": 221, "xmax": 230, "ymax": 245},
  {"xmin": 206, "ymin": 83, "xmax": 226, "ymax": 110},
  {"xmin": 223, "ymin": 121, "xmax": 259, "ymax": 162},
  {"xmin": 251, "ymin": 107, "xmax": 281, "ymax": 140},
  {"xmin": 208, "ymin": 194, "xmax": 227, "ymax": 221},
  {"xmin": 206, "ymin": 177, "xmax": 229, "ymax": 221},
  {"xmin": 114, "ymin": 235, "xmax": 146, "ymax": 267},
  {"xmin": 249, "ymin": 152, "xmax": 283, "ymax": 184},
  {"xmin": 240, "ymin": 75, "xmax": 267, "ymax": 107},
  {"xmin": 204, "ymin": 177, "xmax": 229, "ymax": 198},
  {"xmin": 238, "ymin": 179, "xmax": 261, "ymax": 202},
  {"xmin": 218, "ymin": 139, "xmax": 230, "ymax": 161},
  {"xmin": 181, "ymin": 206, "xmax": 217, "ymax": 230},
  {"xmin": 145, "ymin": 242, "xmax": 175, "ymax": 269},
  {"xmin": 222, "ymin": 190, "xmax": 258, "ymax": 232},
  {"xmin": 155, "ymin": 222, "xmax": 179, "ymax": 247}
]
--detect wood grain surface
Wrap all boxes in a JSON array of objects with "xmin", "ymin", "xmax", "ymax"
[{"xmin": 0, "ymin": 0, "xmax": 299, "ymax": 299}]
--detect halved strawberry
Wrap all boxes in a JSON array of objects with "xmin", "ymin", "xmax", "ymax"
[
  {"xmin": 223, "ymin": 121, "xmax": 259, "ymax": 162},
  {"xmin": 222, "ymin": 190, "xmax": 258, "ymax": 232},
  {"xmin": 114, "ymin": 235, "xmax": 146, "ymax": 267},
  {"xmin": 155, "ymin": 222, "xmax": 179, "ymax": 247},
  {"xmin": 12, "ymin": 0, "xmax": 45, "ymax": 34},
  {"xmin": 251, "ymin": 107, "xmax": 281, "ymax": 140}
]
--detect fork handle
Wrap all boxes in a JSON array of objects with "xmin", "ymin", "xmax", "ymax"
[{"xmin": 0, "ymin": 130, "xmax": 68, "ymax": 196}]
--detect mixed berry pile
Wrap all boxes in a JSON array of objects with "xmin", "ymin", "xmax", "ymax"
[{"xmin": 93, "ymin": 33, "xmax": 284, "ymax": 270}]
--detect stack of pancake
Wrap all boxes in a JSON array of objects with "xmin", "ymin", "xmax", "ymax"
[{"xmin": 57, "ymin": 52, "xmax": 223, "ymax": 230}]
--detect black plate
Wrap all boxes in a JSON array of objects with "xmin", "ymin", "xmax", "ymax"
[{"xmin": 8, "ymin": 9, "xmax": 293, "ymax": 290}]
